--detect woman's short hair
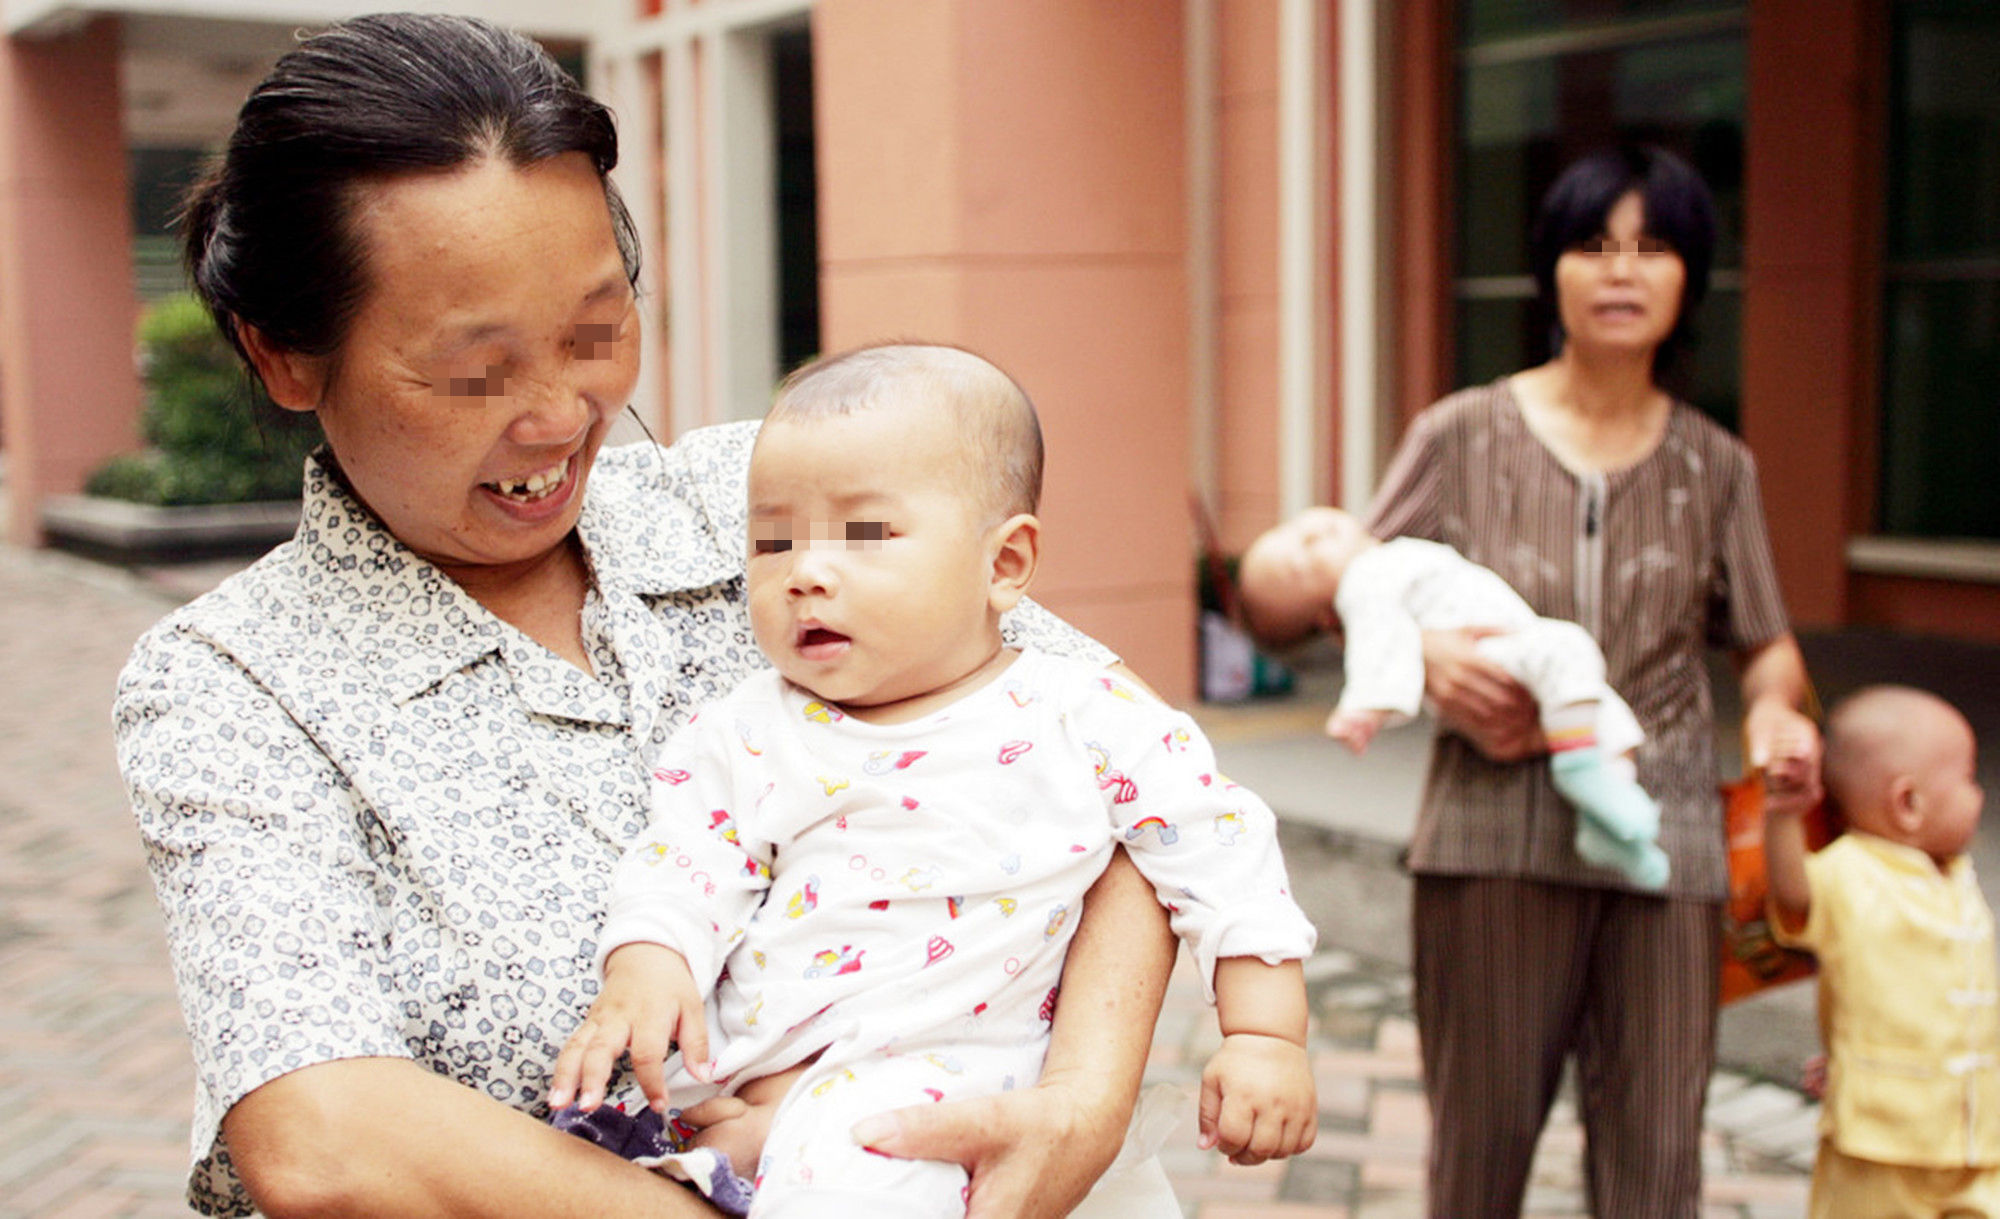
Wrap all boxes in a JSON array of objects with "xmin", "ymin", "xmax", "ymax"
[
  {"xmin": 182, "ymin": 12, "xmax": 640, "ymax": 373},
  {"xmin": 1527, "ymin": 144, "xmax": 1717, "ymax": 369}
]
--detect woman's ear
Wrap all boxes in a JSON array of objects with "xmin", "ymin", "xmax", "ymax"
[
  {"xmin": 239, "ymin": 323, "xmax": 325, "ymax": 413},
  {"xmin": 987, "ymin": 513, "xmax": 1041, "ymax": 613}
]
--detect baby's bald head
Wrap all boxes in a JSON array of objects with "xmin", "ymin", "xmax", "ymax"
[
  {"xmin": 1823, "ymin": 685, "xmax": 1974, "ymax": 830},
  {"xmin": 767, "ymin": 343, "xmax": 1043, "ymax": 524}
]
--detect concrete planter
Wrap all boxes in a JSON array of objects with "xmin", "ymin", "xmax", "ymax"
[{"xmin": 41, "ymin": 493, "xmax": 298, "ymax": 561}]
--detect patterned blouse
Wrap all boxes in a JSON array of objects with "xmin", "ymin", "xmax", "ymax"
[
  {"xmin": 113, "ymin": 422, "xmax": 1111, "ymax": 1217},
  {"xmin": 1366, "ymin": 380, "xmax": 1790, "ymax": 901}
]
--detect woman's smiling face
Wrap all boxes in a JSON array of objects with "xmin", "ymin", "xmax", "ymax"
[{"xmin": 275, "ymin": 152, "xmax": 640, "ymax": 577}]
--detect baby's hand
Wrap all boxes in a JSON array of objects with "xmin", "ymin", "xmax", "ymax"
[
  {"xmin": 1198, "ymin": 1032, "xmax": 1317, "ymax": 1165},
  {"xmin": 549, "ymin": 944, "xmax": 711, "ymax": 1114},
  {"xmin": 1325, "ymin": 707, "xmax": 1387, "ymax": 754}
]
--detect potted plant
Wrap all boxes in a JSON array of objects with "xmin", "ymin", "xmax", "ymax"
[{"xmin": 44, "ymin": 292, "xmax": 321, "ymax": 558}]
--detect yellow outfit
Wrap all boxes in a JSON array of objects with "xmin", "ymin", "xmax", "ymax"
[{"xmin": 1775, "ymin": 833, "xmax": 2000, "ymax": 1215}]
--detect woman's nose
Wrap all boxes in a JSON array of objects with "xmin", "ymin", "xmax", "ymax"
[{"xmin": 506, "ymin": 375, "xmax": 597, "ymax": 446}]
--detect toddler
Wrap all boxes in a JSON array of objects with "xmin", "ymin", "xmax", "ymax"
[
  {"xmin": 1237, "ymin": 506, "xmax": 1667, "ymax": 889},
  {"xmin": 1765, "ymin": 685, "xmax": 1997, "ymax": 1217},
  {"xmin": 551, "ymin": 344, "xmax": 1319, "ymax": 1216}
]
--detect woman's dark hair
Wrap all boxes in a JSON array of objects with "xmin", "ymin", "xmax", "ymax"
[
  {"xmin": 182, "ymin": 12, "xmax": 641, "ymax": 374},
  {"xmin": 1527, "ymin": 144, "xmax": 1716, "ymax": 373}
]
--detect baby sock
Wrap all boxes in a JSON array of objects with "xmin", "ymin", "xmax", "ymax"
[
  {"xmin": 1572, "ymin": 814, "xmax": 1671, "ymax": 891},
  {"xmin": 1549, "ymin": 746, "xmax": 1660, "ymax": 843},
  {"xmin": 1546, "ymin": 702, "xmax": 1668, "ymax": 890}
]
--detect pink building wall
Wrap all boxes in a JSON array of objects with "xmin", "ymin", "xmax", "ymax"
[
  {"xmin": 0, "ymin": 15, "xmax": 142, "ymax": 544},
  {"xmin": 813, "ymin": 0, "xmax": 1197, "ymax": 699}
]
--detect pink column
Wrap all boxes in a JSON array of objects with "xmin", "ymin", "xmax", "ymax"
[
  {"xmin": 0, "ymin": 16, "xmax": 141, "ymax": 546},
  {"xmin": 813, "ymin": 0, "xmax": 1194, "ymax": 699}
]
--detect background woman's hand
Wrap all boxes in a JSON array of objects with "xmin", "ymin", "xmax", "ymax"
[
  {"xmin": 1745, "ymin": 695, "xmax": 1823, "ymax": 815},
  {"xmin": 1421, "ymin": 628, "xmax": 1545, "ymax": 761}
]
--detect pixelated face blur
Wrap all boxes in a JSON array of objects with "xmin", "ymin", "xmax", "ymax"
[
  {"xmin": 294, "ymin": 154, "xmax": 639, "ymax": 575},
  {"xmin": 1913, "ymin": 710, "xmax": 1984, "ymax": 866},
  {"xmin": 746, "ymin": 403, "xmax": 1016, "ymax": 722},
  {"xmin": 1555, "ymin": 190, "xmax": 1686, "ymax": 359}
]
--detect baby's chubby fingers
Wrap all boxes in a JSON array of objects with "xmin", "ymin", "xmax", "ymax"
[{"xmin": 548, "ymin": 1009, "xmax": 633, "ymax": 1112}]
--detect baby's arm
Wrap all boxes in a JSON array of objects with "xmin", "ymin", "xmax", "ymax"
[
  {"xmin": 1201, "ymin": 958, "xmax": 1315, "ymax": 1164},
  {"xmin": 1762, "ymin": 796, "xmax": 1814, "ymax": 934},
  {"xmin": 550, "ymin": 943, "xmax": 714, "ymax": 1113},
  {"xmin": 1324, "ymin": 706, "xmax": 1391, "ymax": 754}
]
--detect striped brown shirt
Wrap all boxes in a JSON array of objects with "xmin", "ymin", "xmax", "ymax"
[{"xmin": 1367, "ymin": 379, "xmax": 1790, "ymax": 900}]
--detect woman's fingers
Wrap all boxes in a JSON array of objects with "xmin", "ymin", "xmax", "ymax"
[{"xmin": 853, "ymin": 1090, "xmax": 1097, "ymax": 1219}]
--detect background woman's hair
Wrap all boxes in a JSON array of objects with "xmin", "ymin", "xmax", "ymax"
[
  {"xmin": 181, "ymin": 12, "xmax": 641, "ymax": 375},
  {"xmin": 1527, "ymin": 144, "xmax": 1717, "ymax": 378}
]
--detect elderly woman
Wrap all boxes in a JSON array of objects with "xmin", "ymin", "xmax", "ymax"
[
  {"xmin": 1365, "ymin": 146, "xmax": 1822, "ymax": 1216},
  {"xmin": 114, "ymin": 15, "xmax": 1173, "ymax": 1218}
]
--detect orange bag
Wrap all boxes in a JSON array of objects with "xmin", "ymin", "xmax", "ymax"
[{"xmin": 1719, "ymin": 771, "xmax": 1837, "ymax": 1004}]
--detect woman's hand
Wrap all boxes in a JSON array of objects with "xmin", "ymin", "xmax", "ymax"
[
  {"xmin": 1422, "ymin": 628, "xmax": 1545, "ymax": 761},
  {"xmin": 849, "ymin": 1063, "xmax": 1127, "ymax": 1219},
  {"xmin": 548, "ymin": 944, "xmax": 711, "ymax": 1114},
  {"xmin": 1744, "ymin": 695, "xmax": 1823, "ymax": 814},
  {"xmin": 1737, "ymin": 634, "xmax": 1823, "ymax": 815}
]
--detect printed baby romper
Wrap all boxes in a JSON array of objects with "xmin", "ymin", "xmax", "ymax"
[{"xmin": 596, "ymin": 648, "xmax": 1317, "ymax": 1217}]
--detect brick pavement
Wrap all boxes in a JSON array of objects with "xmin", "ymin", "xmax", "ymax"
[{"xmin": 0, "ymin": 548, "xmax": 1816, "ymax": 1217}]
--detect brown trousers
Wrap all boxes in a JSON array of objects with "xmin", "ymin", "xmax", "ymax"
[{"xmin": 1414, "ymin": 875, "xmax": 1721, "ymax": 1218}]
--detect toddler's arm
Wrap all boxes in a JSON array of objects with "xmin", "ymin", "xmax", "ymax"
[
  {"xmin": 550, "ymin": 943, "xmax": 714, "ymax": 1114},
  {"xmin": 1199, "ymin": 957, "xmax": 1315, "ymax": 1165},
  {"xmin": 1762, "ymin": 798, "xmax": 1814, "ymax": 934}
]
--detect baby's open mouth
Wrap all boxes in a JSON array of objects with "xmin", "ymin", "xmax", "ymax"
[
  {"xmin": 484, "ymin": 457, "xmax": 569, "ymax": 503},
  {"xmin": 801, "ymin": 627, "xmax": 849, "ymax": 648}
]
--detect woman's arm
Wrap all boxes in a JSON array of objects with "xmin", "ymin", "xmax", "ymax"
[
  {"xmin": 852, "ymin": 850, "xmax": 1177, "ymax": 1219},
  {"xmin": 1420, "ymin": 627, "xmax": 1545, "ymax": 762},
  {"xmin": 1735, "ymin": 632, "xmax": 1823, "ymax": 807},
  {"xmin": 226, "ymin": 1058, "xmax": 721, "ymax": 1218}
]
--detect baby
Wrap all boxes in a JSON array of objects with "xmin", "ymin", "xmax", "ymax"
[
  {"xmin": 1236, "ymin": 506, "xmax": 1667, "ymax": 890},
  {"xmin": 551, "ymin": 344, "xmax": 1319, "ymax": 1216},
  {"xmin": 1765, "ymin": 685, "xmax": 1997, "ymax": 1215}
]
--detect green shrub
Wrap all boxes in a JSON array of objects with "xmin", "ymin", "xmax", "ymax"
[{"xmin": 84, "ymin": 294, "xmax": 321, "ymax": 506}]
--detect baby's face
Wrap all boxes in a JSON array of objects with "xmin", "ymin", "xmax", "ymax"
[
  {"xmin": 746, "ymin": 405, "xmax": 1006, "ymax": 719},
  {"xmin": 1241, "ymin": 508, "xmax": 1370, "ymax": 639}
]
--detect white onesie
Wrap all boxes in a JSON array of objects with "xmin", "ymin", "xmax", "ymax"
[
  {"xmin": 599, "ymin": 648, "xmax": 1317, "ymax": 1217},
  {"xmin": 1334, "ymin": 538, "xmax": 1643, "ymax": 755}
]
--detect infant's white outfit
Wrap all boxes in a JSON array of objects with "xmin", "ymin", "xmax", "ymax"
[
  {"xmin": 1334, "ymin": 537, "xmax": 1643, "ymax": 755},
  {"xmin": 600, "ymin": 648, "xmax": 1317, "ymax": 1217}
]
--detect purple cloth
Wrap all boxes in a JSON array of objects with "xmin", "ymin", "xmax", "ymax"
[{"xmin": 550, "ymin": 1104, "xmax": 757, "ymax": 1215}]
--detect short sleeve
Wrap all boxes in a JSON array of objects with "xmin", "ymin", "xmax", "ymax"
[
  {"xmin": 1708, "ymin": 445, "xmax": 1791, "ymax": 651},
  {"xmin": 115, "ymin": 628, "xmax": 409, "ymax": 1216},
  {"xmin": 1365, "ymin": 408, "xmax": 1447, "ymax": 543}
]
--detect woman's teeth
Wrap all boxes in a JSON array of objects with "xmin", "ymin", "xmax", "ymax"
[{"xmin": 489, "ymin": 459, "xmax": 567, "ymax": 502}]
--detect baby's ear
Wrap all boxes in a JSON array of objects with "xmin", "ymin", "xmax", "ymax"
[
  {"xmin": 1887, "ymin": 773, "xmax": 1924, "ymax": 837},
  {"xmin": 987, "ymin": 513, "xmax": 1041, "ymax": 612}
]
